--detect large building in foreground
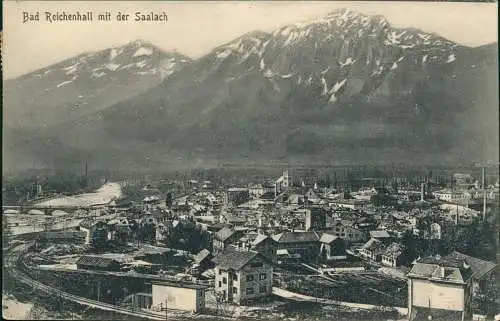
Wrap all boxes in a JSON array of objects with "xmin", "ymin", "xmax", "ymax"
[
  {"xmin": 151, "ymin": 281, "xmax": 206, "ymax": 313},
  {"xmin": 408, "ymin": 255, "xmax": 474, "ymax": 321},
  {"xmin": 212, "ymin": 244, "xmax": 273, "ymax": 305}
]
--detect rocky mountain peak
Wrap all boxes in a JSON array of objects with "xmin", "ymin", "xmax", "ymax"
[
  {"xmin": 206, "ymin": 10, "xmax": 463, "ymax": 107},
  {"xmin": 4, "ymin": 10, "xmax": 497, "ymax": 172}
]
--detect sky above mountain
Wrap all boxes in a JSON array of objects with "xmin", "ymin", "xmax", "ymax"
[{"xmin": 4, "ymin": 1, "xmax": 497, "ymax": 79}]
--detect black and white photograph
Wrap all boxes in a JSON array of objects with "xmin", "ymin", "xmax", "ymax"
[{"xmin": 2, "ymin": 1, "xmax": 499, "ymax": 320}]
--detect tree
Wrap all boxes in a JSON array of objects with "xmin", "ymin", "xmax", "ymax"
[
  {"xmin": 401, "ymin": 230, "xmax": 418, "ymax": 258},
  {"xmin": 165, "ymin": 192, "xmax": 173, "ymax": 209}
]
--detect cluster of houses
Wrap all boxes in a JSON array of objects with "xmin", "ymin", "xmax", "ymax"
[
  {"xmin": 59, "ymin": 170, "xmax": 497, "ymax": 318},
  {"xmin": 359, "ymin": 230, "xmax": 408, "ymax": 267},
  {"xmin": 433, "ymin": 175, "xmax": 499, "ymax": 205}
]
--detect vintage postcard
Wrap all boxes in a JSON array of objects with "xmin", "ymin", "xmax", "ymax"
[{"xmin": 2, "ymin": 1, "xmax": 498, "ymax": 320}]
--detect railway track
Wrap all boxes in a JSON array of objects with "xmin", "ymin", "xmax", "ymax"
[{"xmin": 4, "ymin": 243, "xmax": 166, "ymax": 320}]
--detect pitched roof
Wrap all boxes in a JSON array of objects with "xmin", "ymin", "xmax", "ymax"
[
  {"xmin": 409, "ymin": 263, "xmax": 441, "ymax": 278},
  {"xmin": 361, "ymin": 238, "xmax": 387, "ymax": 255},
  {"xmin": 369, "ymin": 230, "xmax": 391, "ymax": 239},
  {"xmin": 211, "ymin": 245, "xmax": 262, "ymax": 270},
  {"xmin": 382, "ymin": 242, "xmax": 405, "ymax": 258},
  {"xmin": 193, "ymin": 249, "xmax": 212, "ymax": 264},
  {"xmin": 76, "ymin": 255, "xmax": 119, "ymax": 268},
  {"xmin": 444, "ymin": 251, "xmax": 496, "ymax": 280},
  {"xmin": 409, "ymin": 256, "xmax": 473, "ymax": 283},
  {"xmin": 252, "ymin": 234, "xmax": 271, "ymax": 246},
  {"xmin": 319, "ymin": 233, "xmax": 339, "ymax": 244},
  {"xmin": 272, "ymin": 231, "xmax": 320, "ymax": 244},
  {"xmin": 214, "ymin": 227, "xmax": 236, "ymax": 242}
]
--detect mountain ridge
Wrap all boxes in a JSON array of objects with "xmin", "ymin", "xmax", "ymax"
[
  {"xmin": 4, "ymin": 9, "xmax": 498, "ymax": 172},
  {"xmin": 4, "ymin": 40, "xmax": 191, "ymax": 130}
]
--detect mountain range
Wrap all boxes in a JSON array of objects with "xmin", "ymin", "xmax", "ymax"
[{"xmin": 4, "ymin": 9, "xmax": 498, "ymax": 173}]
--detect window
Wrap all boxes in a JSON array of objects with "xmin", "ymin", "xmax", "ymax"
[
  {"xmin": 232, "ymin": 287, "xmax": 238, "ymax": 294},
  {"xmin": 246, "ymin": 275, "xmax": 254, "ymax": 282},
  {"xmin": 218, "ymin": 269, "xmax": 222, "ymax": 275},
  {"xmin": 246, "ymin": 287, "xmax": 254, "ymax": 295},
  {"xmin": 348, "ymin": 234, "xmax": 354, "ymax": 238},
  {"xmin": 259, "ymin": 273, "xmax": 266, "ymax": 280},
  {"xmin": 218, "ymin": 281, "xmax": 222, "ymax": 287},
  {"xmin": 223, "ymin": 277, "xmax": 227, "ymax": 284},
  {"xmin": 233, "ymin": 274, "xmax": 238, "ymax": 281},
  {"xmin": 250, "ymin": 262, "xmax": 263, "ymax": 268},
  {"xmin": 259, "ymin": 286, "xmax": 267, "ymax": 293}
]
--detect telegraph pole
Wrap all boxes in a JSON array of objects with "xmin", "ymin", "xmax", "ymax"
[
  {"xmin": 473, "ymin": 161, "xmax": 493, "ymax": 221},
  {"xmin": 482, "ymin": 166, "xmax": 487, "ymax": 221}
]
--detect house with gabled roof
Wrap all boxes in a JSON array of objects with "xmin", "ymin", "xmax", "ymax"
[
  {"xmin": 211, "ymin": 244, "xmax": 273, "ymax": 305},
  {"xmin": 272, "ymin": 231, "xmax": 321, "ymax": 263},
  {"xmin": 408, "ymin": 255, "xmax": 474, "ymax": 321},
  {"xmin": 443, "ymin": 251, "xmax": 496, "ymax": 295},
  {"xmin": 324, "ymin": 221, "xmax": 366, "ymax": 243},
  {"xmin": 319, "ymin": 233, "xmax": 346, "ymax": 261},
  {"xmin": 380, "ymin": 242, "xmax": 406, "ymax": 267},
  {"xmin": 359, "ymin": 238, "xmax": 386, "ymax": 261},
  {"xmin": 251, "ymin": 234, "xmax": 277, "ymax": 263},
  {"xmin": 212, "ymin": 227, "xmax": 245, "ymax": 255},
  {"xmin": 191, "ymin": 248, "xmax": 213, "ymax": 274}
]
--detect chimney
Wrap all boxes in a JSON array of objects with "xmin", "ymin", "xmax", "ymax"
[
  {"xmin": 482, "ymin": 167, "xmax": 487, "ymax": 220},
  {"xmin": 440, "ymin": 267, "xmax": 445, "ymax": 279},
  {"xmin": 420, "ymin": 183, "xmax": 425, "ymax": 201}
]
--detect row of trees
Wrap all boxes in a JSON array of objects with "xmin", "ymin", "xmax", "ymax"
[
  {"xmin": 163, "ymin": 219, "xmax": 213, "ymax": 253},
  {"xmin": 400, "ymin": 216, "xmax": 497, "ymax": 261}
]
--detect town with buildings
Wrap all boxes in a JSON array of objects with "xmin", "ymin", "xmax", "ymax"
[
  {"xmin": 3, "ymin": 167, "xmax": 499, "ymax": 321},
  {"xmin": 2, "ymin": 2, "xmax": 498, "ymax": 321}
]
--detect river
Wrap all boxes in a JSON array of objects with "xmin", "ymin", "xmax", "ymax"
[{"xmin": 34, "ymin": 182, "xmax": 122, "ymax": 208}]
